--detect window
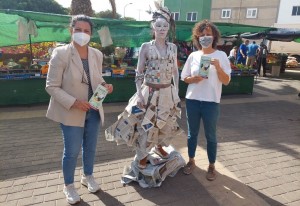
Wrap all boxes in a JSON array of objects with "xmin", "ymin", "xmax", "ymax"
[
  {"xmin": 292, "ymin": 6, "xmax": 300, "ymax": 16},
  {"xmin": 246, "ymin": 8, "xmax": 257, "ymax": 18},
  {"xmin": 186, "ymin": 12, "xmax": 197, "ymax": 21},
  {"xmin": 171, "ymin": 12, "xmax": 180, "ymax": 21},
  {"xmin": 221, "ymin": 9, "xmax": 231, "ymax": 18}
]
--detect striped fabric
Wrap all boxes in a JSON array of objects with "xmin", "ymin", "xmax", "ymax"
[{"xmin": 81, "ymin": 59, "xmax": 93, "ymax": 100}]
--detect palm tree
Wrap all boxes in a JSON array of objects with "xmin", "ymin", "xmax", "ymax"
[
  {"xmin": 109, "ymin": 0, "xmax": 116, "ymax": 19},
  {"xmin": 70, "ymin": 0, "xmax": 93, "ymax": 16}
]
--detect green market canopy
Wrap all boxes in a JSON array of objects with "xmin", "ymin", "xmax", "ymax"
[
  {"xmin": 0, "ymin": 9, "xmax": 273, "ymax": 47},
  {"xmin": 240, "ymin": 28, "xmax": 300, "ymax": 42}
]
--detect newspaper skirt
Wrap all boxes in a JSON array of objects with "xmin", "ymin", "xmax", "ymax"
[
  {"xmin": 105, "ymin": 84, "xmax": 185, "ymax": 187},
  {"xmin": 105, "ymin": 84, "xmax": 184, "ymax": 156},
  {"xmin": 122, "ymin": 146, "xmax": 185, "ymax": 188}
]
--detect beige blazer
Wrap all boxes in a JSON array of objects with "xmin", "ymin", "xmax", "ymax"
[{"xmin": 46, "ymin": 43, "xmax": 106, "ymax": 127}]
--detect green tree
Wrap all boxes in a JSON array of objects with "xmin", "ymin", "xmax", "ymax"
[
  {"xmin": 0, "ymin": 0, "xmax": 67, "ymax": 14},
  {"xmin": 95, "ymin": 10, "xmax": 121, "ymax": 19},
  {"xmin": 123, "ymin": 17, "xmax": 136, "ymax": 21},
  {"xmin": 70, "ymin": 0, "xmax": 93, "ymax": 16},
  {"xmin": 108, "ymin": 0, "xmax": 116, "ymax": 19}
]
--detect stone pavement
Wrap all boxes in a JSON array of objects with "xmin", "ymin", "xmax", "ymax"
[{"xmin": 0, "ymin": 71, "xmax": 299, "ymax": 206}]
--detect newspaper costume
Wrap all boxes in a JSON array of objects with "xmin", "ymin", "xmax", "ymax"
[{"xmin": 105, "ymin": 2, "xmax": 185, "ymax": 188}]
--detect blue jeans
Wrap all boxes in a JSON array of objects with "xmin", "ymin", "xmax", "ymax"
[
  {"xmin": 60, "ymin": 109, "xmax": 100, "ymax": 185},
  {"xmin": 185, "ymin": 99, "xmax": 220, "ymax": 164},
  {"xmin": 237, "ymin": 56, "xmax": 246, "ymax": 65}
]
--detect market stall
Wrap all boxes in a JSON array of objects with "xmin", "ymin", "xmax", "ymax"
[
  {"xmin": 0, "ymin": 74, "xmax": 257, "ymax": 106},
  {"xmin": 0, "ymin": 10, "xmax": 272, "ymax": 47},
  {"xmin": 0, "ymin": 10, "xmax": 271, "ymax": 106},
  {"xmin": 241, "ymin": 28, "xmax": 300, "ymax": 75}
]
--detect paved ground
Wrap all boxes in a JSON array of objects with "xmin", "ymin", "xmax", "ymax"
[{"xmin": 0, "ymin": 70, "xmax": 299, "ymax": 206}]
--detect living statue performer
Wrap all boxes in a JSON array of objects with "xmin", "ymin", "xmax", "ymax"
[{"xmin": 105, "ymin": 2, "xmax": 185, "ymax": 188}]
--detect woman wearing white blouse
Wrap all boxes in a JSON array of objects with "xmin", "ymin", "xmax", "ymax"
[{"xmin": 181, "ymin": 20, "xmax": 231, "ymax": 181}]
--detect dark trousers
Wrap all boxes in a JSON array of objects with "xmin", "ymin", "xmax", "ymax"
[
  {"xmin": 257, "ymin": 57, "xmax": 267, "ymax": 75},
  {"xmin": 237, "ymin": 56, "xmax": 246, "ymax": 65}
]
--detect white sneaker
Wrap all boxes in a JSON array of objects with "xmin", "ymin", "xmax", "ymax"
[
  {"xmin": 63, "ymin": 184, "xmax": 80, "ymax": 205},
  {"xmin": 81, "ymin": 175, "xmax": 100, "ymax": 193}
]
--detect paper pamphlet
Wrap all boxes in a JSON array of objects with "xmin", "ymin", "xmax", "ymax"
[
  {"xmin": 89, "ymin": 84, "xmax": 108, "ymax": 109},
  {"xmin": 126, "ymin": 114, "xmax": 138, "ymax": 125},
  {"xmin": 144, "ymin": 109, "xmax": 155, "ymax": 121},
  {"xmin": 156, "ymin": 118, "xmax": 166, "ymax": 129},
  {"xmin": 199, "ymin": 55, "xmax": 211, "ymax": 78},
  {"xmin": 120, "ymin": 146, "xmax": 186, "ymax": 188},
  {"xmin": 141, "ymin": 118, "xmax": 154, "ymax": 132},
  {"xmin": 148, "ymin": 155, "xmax": 168, "ymax": 166},
  {"xmin": 115, "ymin": 119, "xmax": 131, "ymax": 142},
  {"xmin": 147, "ymin": 127, "xmax": 159, "ymax": 143},
  {"xmin": 131, "ymin": 105, "xmax": 145, "ymax": 115}
]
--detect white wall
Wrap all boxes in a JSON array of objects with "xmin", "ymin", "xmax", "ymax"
[
  {"xmin": 270, "ymin": 41, "xmax": 300, "ymax": 54},
  {"xmin": 277, "ymin": 0, "xmax": 300, "ymax": 24},
  {"xmin": 270, "ymin": 23, "xmax": 300, "ymax": 54},
  {"xmin": 273, "ymin": 0, "xmax": 300, "ymax": 55}
]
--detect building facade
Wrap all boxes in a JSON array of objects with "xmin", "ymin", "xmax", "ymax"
[
  {"xmin": 277, "ymin": 0, "xmax": 300, "ymax": 25},
  {"xmin": 271, "ymin": 0, "xmax": 300, "ymax": 54},
  {"xmin": 210, "ymin": 0, "xmax": 280, "ymax": 27},
  {"xmin": 163, "ymin": 0, "xmax": 211, "ymax": 22}
]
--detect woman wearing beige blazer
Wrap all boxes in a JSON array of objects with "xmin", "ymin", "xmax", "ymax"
[{"xmin": 46, "ymin": 15, "xmax": 113, "ymax": 205}]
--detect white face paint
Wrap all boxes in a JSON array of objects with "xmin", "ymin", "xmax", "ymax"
[{"xmin": 153, "ymin": 18, "xmax": 169, "ymax": 39}]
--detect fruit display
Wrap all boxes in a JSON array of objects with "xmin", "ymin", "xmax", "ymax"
[
  {"xmin": 229, "ymin": 63, "xmax": 257, "ymax": 76},
  {"xmin": 7, "ymin": 59, "xmax": 19, "ymax": 69},
  {"xmin": 18, "ymin": 57, "xmax": 29, "ymax": 64},
  {"xmin": 41, "ymin": 64, "xmax": 49, "ymax": 75},
  {"xmin": 1, "ymin": 42, "xmax": 55, "ymax": 59},
  {"xmin": 230, "ymin": 62, "xmax": 238, "ymax": 70},
  {"xmin": 267, "ymin": 53, "xmax": 280, "ymax": 65},
  {"xmin": 114, "ymin": 47, "xmax": 127, "ymax": 61},
  {"xmin": 286, "ymin": 56, "xmax": 299, "ymax": 68}
]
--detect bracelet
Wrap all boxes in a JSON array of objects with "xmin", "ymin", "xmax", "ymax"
[
  {"xmin": 101, "ymin": 82, "xmax": 107, "ymax": 86},
  {"xmin": 135, "ymin": 72, "xmax": 144, "ymax": 83}
]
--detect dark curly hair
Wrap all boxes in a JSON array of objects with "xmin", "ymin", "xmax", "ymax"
[{"xmin": 192, "ymin": 19, "xmax": 220, "ymax": 50}]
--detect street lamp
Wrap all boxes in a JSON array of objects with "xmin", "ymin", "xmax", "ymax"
[{"xmin": 123, "ymin": 3, "xmax": 133, "ymax": 18}]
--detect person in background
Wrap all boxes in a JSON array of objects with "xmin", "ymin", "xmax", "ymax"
[
  {"xmin": 45, "ymin": 15, "xmax": 113, "ymax": 205},
  {"xmin": 256, "ymin": 43, "xmax": 268, "ymax": 77},
  {"xmin": 229, "ymin": 46, "xmax": 237, "ymax": 60},
  {"xmin": 236, "ymin": 39, "xmax": 249, "ymax": 65},
  {"xmin": 228, "ymin": 45, "xmax": 237, "ymax": 64},
  {"xmin": 180, "ymin": 20, "xmax": 231, "ymax": 180},
  {"xmin": 246, "ymin": 41, "xmax": 259, "ymax": 68}
]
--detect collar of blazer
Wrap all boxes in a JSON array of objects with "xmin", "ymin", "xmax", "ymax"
[{"xmin": 68, "ymin": 43, "xmax": 97, "ymax": 82}]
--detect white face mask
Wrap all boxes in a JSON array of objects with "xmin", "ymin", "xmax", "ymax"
[
  {"xmin": 199, "ymin": 36, "xmax": 213, "ymax": 48},
  {"xmin": 72, "ymin": 32, "xmax": 90, "ymax": 46}
]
